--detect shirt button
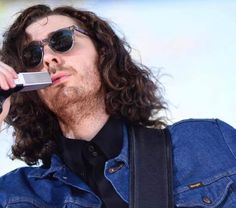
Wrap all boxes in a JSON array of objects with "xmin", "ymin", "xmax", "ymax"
[
  {"xmin": 80, "ymin": 172, "xmax": 86, "ymax": 177},
  {"xmin": 92, "ymin": 151, "xmax": 98, "ymax": 157},
  {"xmin": 202, "ymin": 196, "xmax": 212, "ymax": 204},
  {"xmin": 88, "ymin": 145, "xmax": 95, "ymax": 152}
]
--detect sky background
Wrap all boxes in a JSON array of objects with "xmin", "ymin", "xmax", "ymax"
[{"xmin": 0, "ymin": 0, "xmax": 235, "ymax": 176}]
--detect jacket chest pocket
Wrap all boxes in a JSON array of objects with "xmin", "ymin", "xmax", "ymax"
[{"xmin": 175, "ymin": 176, "xmax": 234, "ymax": 207}]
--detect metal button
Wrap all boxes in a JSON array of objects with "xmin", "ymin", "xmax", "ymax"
[
  {"xmin": 62, "ymin": 176, "xmax": 68, "ymax": 180},
  {"xmin": 108, "ymin": 162, "xmax": 124, "ymax": 174},
  {"xmin": 202, "ymin": 196, "xmax": 212, "ymax": 204}
]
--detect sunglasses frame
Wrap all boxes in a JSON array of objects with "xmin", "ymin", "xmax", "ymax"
[{"xmin": 22, "ymin": 25, "xmax": 88, "ymax": 69}]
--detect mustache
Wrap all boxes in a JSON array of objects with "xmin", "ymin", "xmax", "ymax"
[{"xmin": 49, "ymin": 65, "xmax": 76, "ymax": 74}]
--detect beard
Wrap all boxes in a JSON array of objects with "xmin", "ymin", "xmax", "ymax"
[
  {"xmin": 39, "ymin": 83, "xmax": 104, "ymax": 123},
  {"xmin": 37, "ymin": 63, "xmax": 104, "ymax": 123}
]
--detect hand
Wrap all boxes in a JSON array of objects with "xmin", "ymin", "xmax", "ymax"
[
  {"xmin": 0, "ymin": 61, "xmax": 18, "ymax": 91},
  {"xmin": 0, "ymin": 61, "xmax": 18, "ymax": 127}
]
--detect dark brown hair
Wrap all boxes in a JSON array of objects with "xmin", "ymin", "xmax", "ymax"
[{"xmin": 2, "ymin": 4, "xmax": 167, "ymax": 166}]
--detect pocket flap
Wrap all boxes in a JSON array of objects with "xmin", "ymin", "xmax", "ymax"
[{"xmin": 176, "ymin": 177, "xmax": 233, "ymax": 207}]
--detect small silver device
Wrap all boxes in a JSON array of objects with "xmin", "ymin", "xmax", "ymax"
[{"xmin": 14, "ymin": 72, "xmax": 52, "ymax": 91}]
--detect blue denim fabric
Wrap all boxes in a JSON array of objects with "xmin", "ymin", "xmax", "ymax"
[
  {"xmin": 0, "ymin": 119, "xmax": 236, "ymax": 207},
  {"xmin": 169, "ymin": 119, "xmax": 236, "ymax": 207}
]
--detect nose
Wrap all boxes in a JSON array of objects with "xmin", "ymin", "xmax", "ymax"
[{"xmin": 43, "ymin": 47, "xmax": 63, "ymax": 74}]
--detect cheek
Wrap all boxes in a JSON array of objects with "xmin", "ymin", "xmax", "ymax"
[
  {"xmin": 84, "ymin": 65, "xmax": 101, "ymax": 86},
  {"xmin": 72, "ymin": 57, "xmax": 100, "ymax": 84}
]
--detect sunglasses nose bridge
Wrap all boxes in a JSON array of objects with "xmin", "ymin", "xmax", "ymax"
[{"xmin": 41, "ymin": 38, "xmax": 49, "ymax": 47}]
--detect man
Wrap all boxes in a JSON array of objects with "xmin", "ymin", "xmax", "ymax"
[{"xmin": 0, "ymin": 4, "xmax": 236, "ymax": 208}]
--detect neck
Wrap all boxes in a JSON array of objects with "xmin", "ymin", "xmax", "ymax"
[{"xmin": 56, "ymin": 96, "xmax": 109, "ymax": 141}]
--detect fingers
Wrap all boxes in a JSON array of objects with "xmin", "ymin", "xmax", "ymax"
[
  {"xmin": 0, "ymin": 97, "xmax": 11, "ymax": 129},
  {"xmin": 0, "ymin": 61, "xmax": 18, "ymax": 90}
]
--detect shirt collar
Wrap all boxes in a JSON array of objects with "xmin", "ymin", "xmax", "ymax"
[
  {"xmin": 92, "ymin": 116, "xmax": 123, "ymax": 159},
  {"xmin": 57, "ymin": 116, "xmax": 124, "ymax": 175}
]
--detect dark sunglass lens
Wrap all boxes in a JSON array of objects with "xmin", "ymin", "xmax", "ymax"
[
  {"xmin": 22, "ymin": 44, "xmax": 42, "ymax": 68},
  {"xmin": 50, "ymin": 30, "xmax": 73, "ymax": 52}
]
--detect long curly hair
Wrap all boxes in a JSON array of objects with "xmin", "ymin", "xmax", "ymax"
[{"xmin": 1, "ymin": 4, "xmax": 167, "ymax": 166}]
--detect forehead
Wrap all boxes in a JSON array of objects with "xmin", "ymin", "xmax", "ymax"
[{"xmin": 25, "ymin": 15, "xmax": 78, "ymax": 40}]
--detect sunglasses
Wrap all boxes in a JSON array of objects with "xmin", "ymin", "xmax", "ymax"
[{"xmin": 22, "ymin": 25, "xmax": 87, "ymax": 69}]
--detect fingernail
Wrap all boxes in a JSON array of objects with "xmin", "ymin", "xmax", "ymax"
[{"xmin": 3, "ymin": 86, "xmax": 9, "ymax": 90}]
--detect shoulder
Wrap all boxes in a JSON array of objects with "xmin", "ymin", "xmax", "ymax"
[
  {"xmin": 167, "ymin": 118, "xmax": 236, "ymax": 156},
  {"xmin": 0, "ymin": 165, "xmax": 49, "ymax": 195},
  {"xmin": 0, "ymin": 154, "xmax": 63, "ymax": 196},
  {"xmin": 0, "ymin": 166, "xmax": 40, "ymax": 188},
  {"xmin": 0, "ymin": 166, "xmax": 37, "ymax": 205},
  {"xmin": 168, "ymin": 118, "xmax": 235, "ymax": 140},
  {"xmin": 168, "ymin": 119, "xmax": 236, "ymax": 186},
  {"xmin": 0, "ymin": 166, "xmax": 33, "ymax": 178},
  {"xmin": 168, "ymin": 118, "xmax": 235, "ymax": 130}
]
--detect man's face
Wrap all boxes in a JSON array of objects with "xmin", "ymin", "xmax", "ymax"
[{"xmin": 25, "ymin": 15, "xmax": 103, "ymax": 113}]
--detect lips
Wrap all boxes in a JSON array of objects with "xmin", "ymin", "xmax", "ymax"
[{"xmin": 51, "ymin": 72, "xmax": 71, "ymax": 85}]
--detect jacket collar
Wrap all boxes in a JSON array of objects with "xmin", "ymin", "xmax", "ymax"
[{"xmin": 28, "ymin": 124, "xmax": 129, "ymax": 184}]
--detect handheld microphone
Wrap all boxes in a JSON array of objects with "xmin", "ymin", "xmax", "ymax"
[{"xmin": 0, "ymin": 72, "xmax": 52, "ymax": 113}]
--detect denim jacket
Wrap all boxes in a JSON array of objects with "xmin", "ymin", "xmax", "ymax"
[{"xmin": 0, "ymin": 119, "xmax": 236, "ymax": 208}]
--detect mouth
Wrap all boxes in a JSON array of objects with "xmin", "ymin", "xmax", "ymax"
[{"xmin": 51, "ymin": 72, "xmax": 71, "ymax": 85}]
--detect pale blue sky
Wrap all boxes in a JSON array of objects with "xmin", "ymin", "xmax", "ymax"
[{"xmin": 0, "ymin": 0, "xmax": 235, "ymax": 176}]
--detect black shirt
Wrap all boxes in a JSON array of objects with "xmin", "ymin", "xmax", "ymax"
[{"xmin": 58, "ymin": 117, "xmax": 128, "ymax": 208}]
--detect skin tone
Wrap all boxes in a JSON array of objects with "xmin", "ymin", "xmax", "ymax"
[
  {"xmin": 0, "ymin": 15, "xmax": 109, "ymax": 140},
  {"xmin": 0, "ymin": 98, "xmax": 10, "ymax": 130}
]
